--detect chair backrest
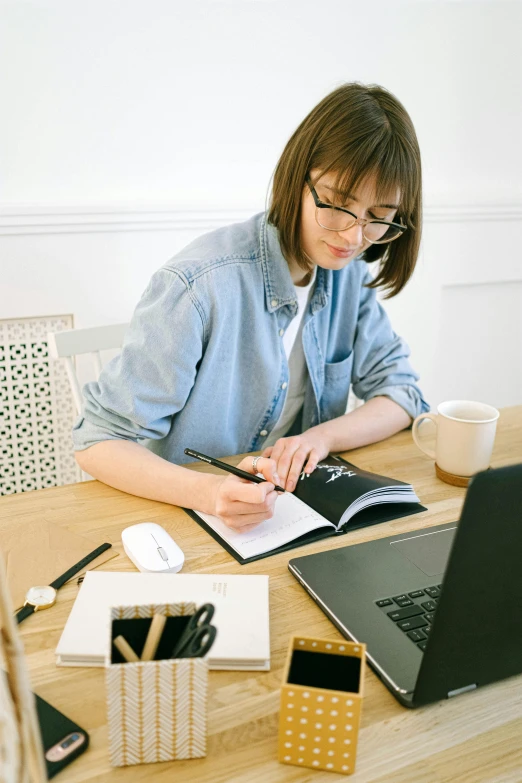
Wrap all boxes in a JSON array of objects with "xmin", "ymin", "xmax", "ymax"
[{"xmin": 47, "ymin": 323, "xmax": 129, "ymax": 414}]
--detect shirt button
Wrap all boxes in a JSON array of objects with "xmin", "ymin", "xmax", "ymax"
[
  {"xmin": 271, "ymin": 299, "xmax": 278, "ymax": 307},
  {"xmin": 260, "ymin": 429, "xmax": 268, "ymax": 437},
  {"xmin": 281, "ymin": 382, "xmax": 288, "ymax": 390},
  {"xmin": 279, "ymin": 329, "xmax": 284, "ymax": 337}
]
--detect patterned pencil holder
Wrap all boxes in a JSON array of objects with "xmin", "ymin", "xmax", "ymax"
[
  {"xmin": 105, "ymin": 602, "xmax": 208, "ymax": 767},
  {"xmin": 278, "ymin": 635, "xmax": 366, "ymax": 776}
]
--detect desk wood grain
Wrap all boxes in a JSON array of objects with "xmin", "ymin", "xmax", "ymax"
[{"xmin": 2, "ymin": 407, "xmax": 522, "ymax": 782}]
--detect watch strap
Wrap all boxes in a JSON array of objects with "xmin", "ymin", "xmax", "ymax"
[
  {"xmin": 15, "ymin": 542, "xmax": 112, "ymax": 624},
  {"xmin": 16, "ymin": 603, "xmax": 36, "ymax": 624},
  {"xmin": 50, "ymin": 542, "xmax": 112, "ymax": 590}
]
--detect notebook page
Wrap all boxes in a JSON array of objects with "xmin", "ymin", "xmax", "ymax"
[{"xmin": 194, "ymin": 492, "xmax": 334, "ymax": 558}]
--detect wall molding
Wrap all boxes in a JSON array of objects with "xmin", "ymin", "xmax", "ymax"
[{"xmin": 1, "ymin": 202, "xmax": 521, "ymax": 236}]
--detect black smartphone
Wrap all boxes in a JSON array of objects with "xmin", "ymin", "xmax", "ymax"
[{"xmin": 34, "ymin": 693, "xmax": 89, "ymax": 778}]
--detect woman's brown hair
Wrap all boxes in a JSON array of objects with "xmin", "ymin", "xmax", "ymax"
[{"xmin": 268, "ymin": 83, "xmax": 422, "ymax": 298}]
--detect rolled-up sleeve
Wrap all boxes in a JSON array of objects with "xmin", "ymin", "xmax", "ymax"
[
  {"xmin": 72, "ymin": 268, "xmax": 205, "ymax": 451},
  {"xmin": 350, "ymin": 271, "xmax": 429, "ymax": 420}
]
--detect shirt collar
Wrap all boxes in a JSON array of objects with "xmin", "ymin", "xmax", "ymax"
[{"xmin": 260, "ymin": 214, "xmax": 330, "ymax": 315}]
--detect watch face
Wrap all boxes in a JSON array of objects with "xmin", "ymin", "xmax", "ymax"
[{"xmin": 25, "ymin": 585, "xmax": 57, "ymax": 608}]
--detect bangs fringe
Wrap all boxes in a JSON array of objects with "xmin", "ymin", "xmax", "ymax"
[{"xmin": 316, "ymin": 133, "xmax": 417, "ymax": 228}]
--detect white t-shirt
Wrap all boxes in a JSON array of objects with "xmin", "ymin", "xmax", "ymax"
[{"xmin": 263, "ymin": 270, "xmax": 316, "ymax": 448}]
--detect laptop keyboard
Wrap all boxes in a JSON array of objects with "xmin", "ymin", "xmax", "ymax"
[{"xmin": 375, "ymin": 585, "xmax": 442, "ymax": 652}]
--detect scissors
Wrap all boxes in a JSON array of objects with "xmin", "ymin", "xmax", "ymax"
[{"xmin": 170, "ymin": 603, "xmax": 217, "ymax": 659}]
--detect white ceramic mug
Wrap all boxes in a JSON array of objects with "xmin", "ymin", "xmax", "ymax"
[{"xmin": 412, "ymin": 400, "xmax": 499, "ymax": 477}]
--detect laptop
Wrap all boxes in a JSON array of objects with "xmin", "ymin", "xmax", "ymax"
[{"xmin": 288, "ymin": 463, "xmax": 522, "ymax": 708}]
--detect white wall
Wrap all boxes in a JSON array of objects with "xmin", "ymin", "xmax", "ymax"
[{"xmin": 1, "ymin": 0, "xmax": 521, "ymax": 408}]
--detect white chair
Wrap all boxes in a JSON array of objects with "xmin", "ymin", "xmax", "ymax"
[{"xmin": 47, "ymin": 323, "xmax": 129, "ymax": 414}]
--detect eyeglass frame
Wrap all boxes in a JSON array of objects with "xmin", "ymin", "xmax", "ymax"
[{"xmin": 305, "ymin": 175, "xmax": 407, "ymax": 244}]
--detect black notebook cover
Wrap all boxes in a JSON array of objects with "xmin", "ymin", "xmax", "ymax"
[{"xmin": 184, "ymin": 455, "xmax": 426, "ymax": 564}]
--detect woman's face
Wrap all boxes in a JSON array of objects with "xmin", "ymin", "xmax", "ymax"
[{"xmin": 299, "ymin": 168, "xmax": 400, "ymax": 273}]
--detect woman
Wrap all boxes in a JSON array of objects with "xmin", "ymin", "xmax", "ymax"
[{"xmin": 74, "ymin": 82, "xmax": 428, "ymax": 531}]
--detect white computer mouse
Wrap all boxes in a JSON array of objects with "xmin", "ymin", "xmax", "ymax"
[{"xmin": 121, "ymin": 522, "xmax": 185, "ymax": 574}]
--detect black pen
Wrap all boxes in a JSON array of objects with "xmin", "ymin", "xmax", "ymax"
[{"xmin": 184, "ymin": 448, "xmax": 286, "ymax": 492}]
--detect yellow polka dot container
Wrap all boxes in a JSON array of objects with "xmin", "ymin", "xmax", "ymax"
[{"xmin": 278, "ymin": 635, "xmax": 365, "ymax": 775}]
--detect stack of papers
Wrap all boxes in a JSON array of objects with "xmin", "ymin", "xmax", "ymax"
[{"xmin": 55, "ymin": 571, "xmax": 270, "ymax": 671}]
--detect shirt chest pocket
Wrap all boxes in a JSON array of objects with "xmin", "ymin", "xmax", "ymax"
[{"xmin": 321, "ymin": 352, "xmax": 354, "ymax": 420}]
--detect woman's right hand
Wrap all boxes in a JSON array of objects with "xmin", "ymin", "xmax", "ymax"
[{"xmin": 210, "ymin": 456, "xmax": 281, "ymax": 531}]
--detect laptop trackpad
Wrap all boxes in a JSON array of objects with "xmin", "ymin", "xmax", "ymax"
[{"xmin": 391, "ymin": 528, "xmax": 456, "ymax": 577}]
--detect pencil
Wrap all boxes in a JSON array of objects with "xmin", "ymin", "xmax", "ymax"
[
  {"xmin": 113, "ymin": 635, "xmax": 140, "ymax": 663},
  {"xmin": 141, "ymin": 613, "xmax": 167, "ymax": 661},
  {"xmin": 184, "ymin": 448, "xmax": 286, "ymax": 492}
]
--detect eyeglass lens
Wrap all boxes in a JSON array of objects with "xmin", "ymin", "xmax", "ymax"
[{"xmin": 317, "ymin": 207, "xmax": 403, "ymax": 243}]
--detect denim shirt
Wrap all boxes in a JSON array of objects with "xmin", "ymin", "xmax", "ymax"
[{"xmin": 72, "ymin": 212, "xmax": 429, "ymax": 464}]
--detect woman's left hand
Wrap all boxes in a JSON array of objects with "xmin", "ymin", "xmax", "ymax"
[{"xmin": 262, "ymin": 429, "xmax": 331, "ymax": 492}]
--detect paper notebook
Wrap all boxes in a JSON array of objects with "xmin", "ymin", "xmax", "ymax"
[
  {"xmin": 55, "ymin": 571, "xmax": 270, "ymax": 671},
  {"xmin": 186, "ymin": 456, "xmax": 425, "ymax": 564}
]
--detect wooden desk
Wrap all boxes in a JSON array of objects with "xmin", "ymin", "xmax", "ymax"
[{"xmin": 2, "ymin": 406, "xmax": 522, "ymax": 783}]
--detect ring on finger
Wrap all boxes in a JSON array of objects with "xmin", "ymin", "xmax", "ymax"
[{"xmin": 252, "ymin": 455, "xmax": 262, "ymax": 474}]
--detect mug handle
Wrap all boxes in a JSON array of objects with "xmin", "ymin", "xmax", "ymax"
[{"xmin": 412, "ymin": 413, "xmax": 437, "ymax": 460}]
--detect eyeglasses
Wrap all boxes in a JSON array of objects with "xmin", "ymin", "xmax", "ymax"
[{"xmin": 306, "ymin": 176, "xmax": 407, "ymax": 244}]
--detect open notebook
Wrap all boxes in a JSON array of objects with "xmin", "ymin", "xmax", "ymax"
[{"xmin": 186, "ymin": 456, "xmax": 425, "ymax": 564}]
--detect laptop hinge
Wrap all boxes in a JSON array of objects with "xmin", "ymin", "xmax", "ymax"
[{"xmin": 447, "ymin": 683, "xmax": 477, "ymax": 698}]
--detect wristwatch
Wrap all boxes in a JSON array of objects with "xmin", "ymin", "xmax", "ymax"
[{"xmin": 15, "ymin": 542, "xmax": 112, "ymax": 624}]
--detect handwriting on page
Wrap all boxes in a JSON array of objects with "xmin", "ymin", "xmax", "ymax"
[
  {"xmin": 246, "ymin": 509, "xmax": 323, "ymax": 544},
  {"xmin": 299, "ymin": 464, "xmax": 356, "ymax": 484},
  {"xmin": 196, "ymin": 492, "xmax": 334, "ymax": 558}
]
